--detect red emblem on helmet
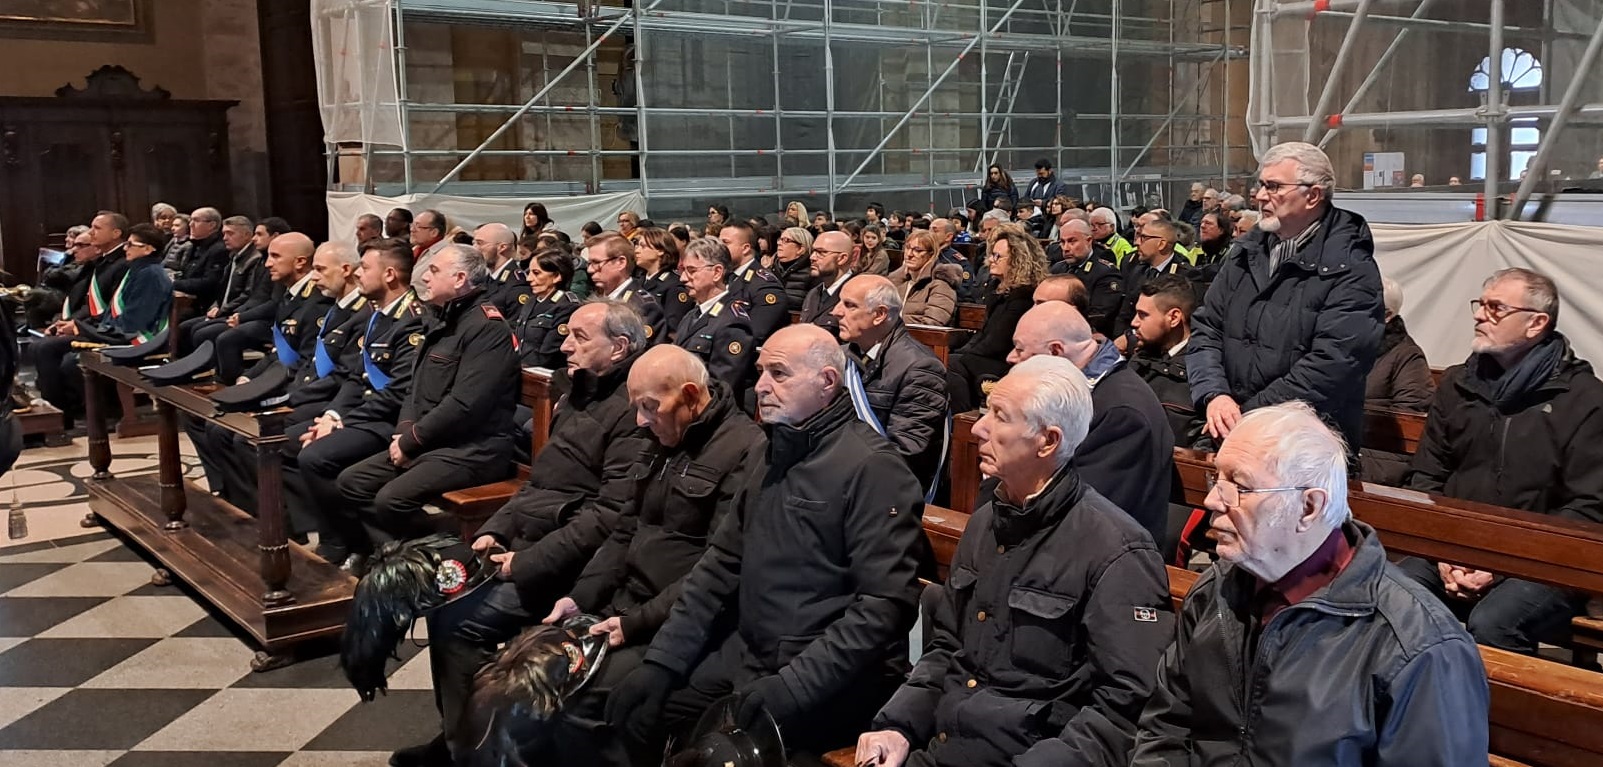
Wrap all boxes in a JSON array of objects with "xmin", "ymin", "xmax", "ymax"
[{"xmin": 435, "ymin": 559, "xmax": 469, "ymax": 595}]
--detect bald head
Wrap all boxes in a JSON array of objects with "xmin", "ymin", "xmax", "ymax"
[
  {"xmin": 754, "ymin": 324, "xmax": 846, "ymax": 426},
  {"xmin": 266, "ymin": 232, "xmax": 316, "ymax": 284},
  {"xmin": 834, "ymin": 273, "xmax": 900, "ymax": 346},
  {"xmin": 811, "ymin": 231, "xmax": 854, "ymax": 280},
  {"xmin": 628, "ymin": 345, "xmax": 713, "ymax": 447},
  {"xmin": 1008, "ymin": 301, "xmax": 1097, "ymax": 368},
  {"xmin": 474, "ymin": 222, "xmax": 517, "ymax": 270}
]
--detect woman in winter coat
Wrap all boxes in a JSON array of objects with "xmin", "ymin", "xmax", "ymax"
[{"xmin": 889, "ymin": 229, "xmax": 961, "ymax": 327}]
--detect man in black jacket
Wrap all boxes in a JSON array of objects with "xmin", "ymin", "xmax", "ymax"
[
  {"xmin": 606, "ymin": 324, "xmax": 926, "ymax": 758},
  {"xmin": 172, "ymin": 207, "xmax": 230, "ymax": 308},
  {"xmin": 859, "ymin": 355, "xmax": 1171, "ymax": 767},
  {"xmin": 585, "ymin": 232, "xmax": 667, "ymax": 344},
  {"xmin": 386, "ymin": 298, "xmax": 654, "ymax": 767},
  {"xmin": 1047, "ymin": 219, "xmax": 1123, "ymax": 337},
  {"xmin": 336, "ymin": 243, "xmax": 520, "ymax": 544},
  {"xmin": 1398, "ymin": 268, "xmax": 1603, "ymax": 654},
  {"xmin": 1127, "ymin": 274, "xmax": 1202, "ymax": 448},
  {"xmin": 1188, "ymin": 141, "xmax": 1384, "ymax": 456},
  {"xmin": 211, "ymin": 232, "xmax": 324, "ymax": 385},
  {"xmin": 178, "ymin": 216, "xmax": 273, "ymax": 350},
  {"xmin": 834, "ymin": 274, "xmax": 948, "ymax": 495},
  {"xmin": 673, "ymin": 238, "xmax": 755, "ymax": 389},
  {"xmin": 35, "ymin": 211, "xmax": 132, "ymax": 420},
  {"xmin": 799, "ymin": 230, "xmax": 855, "ymax": 337},
  {"xmin": 290, "ymin": 237, "xmax": 425, "ymax": 569},
  {"xmin": 1131, "ymin": 402, "xmax": 1487, "ymax": 766},
  {"xmin": 473, "ymin": 222, "xmax": 531, "ymax": 315},
  {"xmin": 1008, "ymin": 301, "xmax": 1172, "ymax": 547},
  {"xmin": 718, "ymin": 221, "xmax": 788, "ymax": 343}
]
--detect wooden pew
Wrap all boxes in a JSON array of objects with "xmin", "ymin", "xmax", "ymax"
[
  {"xmin": 435, "ymin": 368, "xmax": 553, "ymax": 536},
  {"xmin": 956, "ymin": 303, "xmax": 985, "ymax": 331},
  {"xmin": 1362, "ymin": 406, "xmax": 1427, "ymax": 456},
  {"xmin": 905, "ymin": 325, "xmax": 971, "ymax": 366}
]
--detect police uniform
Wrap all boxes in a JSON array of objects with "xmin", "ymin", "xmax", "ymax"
[
  {"xmin": 1102, "ymin": 232, "xmax": 1137, "ymax": 269},
  {"xmin": 642, "ymin": 269, "xmax": 692, "ymax": 340},
  {"xmin": 1049, "ymin": 253, "xmax": 1125, "ymax": 338},
  {"xmin": 610, "ymin": 279, "xmax": 668, "ymax": 346},
  {"xmin": 336, "ymin": 288, "xmax": 521, "ymax": 543},
  {"xmin": 485, "ymin": 259, "xmax": 533, "ymax": 317},
  {"xmin": 286, "ymin": 290, "xmax": 429, "ymax": 560},
  {"xmin": 673, "ymin": 296, "xmax": 755, "ymax": 390},
  {"xmin": 724, "ymin": 262, "xmax": 788, "ymax": 344},
  {"xmin": 937, "ymin": 247, "xmax": 984, "ymax": 304},
  {"xmin": 513, "ymin": 290, "xmax": 579, "ymax": 370},
  {"xmin": 1113, "ymin": 255, "xmax": 1191, "ymax": 333}
]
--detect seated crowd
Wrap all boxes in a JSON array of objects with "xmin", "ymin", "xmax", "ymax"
[{"xmin": 31, "ymin": 140, "xmax": 1603, "ymax": 766}]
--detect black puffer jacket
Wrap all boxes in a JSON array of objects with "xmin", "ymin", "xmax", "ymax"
[
  {"xmin": 953, "ymin": 287, "xmax": 1033, "ymax": 364},
  {"xmin": 771, "ymin": 253, "xmax": 816, "ymax": 313},
  {"xmin": 851, "ymin": 323, "xmax": 949, "ymax": 491},
  {"xmin": 643, "ymin": 393, "xmax": 925, "ymax": 714},
  {"xmin": 1187, "ymin": 204, "xmax": 1384, "ymax": 452},
  {"xmin": 1406, "ymin": 333, "xmax": 1603, "ymax": 525},
  {"xmin": 876, "ymin": 468, "xmax": 1172, "ymax": 767},
  {"xmin": 567, "ymin": 381, "xmax": 765, "ymax": 642},
  {"xmin": 476, "ymin": 349, "xmax": 653, "ymax": 597},
  {"xmin": 172, "ymin": 231, "xmax": 230, "ymax": 305},
  {"xmin": 1131, "ymin": 522, "xmax": 1489, "ymax": 766}
]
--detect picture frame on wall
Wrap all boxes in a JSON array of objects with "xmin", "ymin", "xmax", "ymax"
[{"xmin": 0, "ymin": 0, "xmax": 153, "ymax": 43}]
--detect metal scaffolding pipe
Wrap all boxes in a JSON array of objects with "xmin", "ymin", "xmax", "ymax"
[
  {"xmin": 1302, "ymin": 0, "xmax": 1374, "ymax": 144},
  {"xmin": 1317, "ymin": 0, "xmax": 1438, "ymax": 150},
  {"xmin": 1509, "ymin": 18, "xmax": 1603, "ymax": 216},
  {"xmin": 1110, "ymin": 0, "xmax": 1121, "ymax": 203},
  {"xmin": 1485, "ymin": 0, "xmax": 1505, "ymax": 209},
  {"xmin": 833, "ymin": 0, "xmax": 1029, "ymax": 194},
  {"xmin": 1125, "ymin": 49, "xmax": 1227, "ymax": 178},
  {"xmin": 633, "ymin": 3, "xmax": 651, "ymax": 201},
  {"xmin": 1279, "ymin": 103, "xmax": 1603, "ymax": 130},
  {"xmin": 426, "ymin": 0, "xmax": 662, "ymax": 194},
  {"xmin": 824, "ymin": 0, "xmax": 837, "ymax": 213}
]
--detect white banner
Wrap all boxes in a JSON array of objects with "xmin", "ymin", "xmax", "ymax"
[
  {"xmin": 312, "ymin": 0, "xmax": 405, "ymax": 148},
  {"xmin": 1373, "ymin": 220, "xmax": 1603, "ymax": 371},
  {"xmin": 325, "ymin": 190, "xmax": 647, "ymax": 248}
]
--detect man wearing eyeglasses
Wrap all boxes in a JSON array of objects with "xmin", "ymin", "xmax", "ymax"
[
  {"xmin": 673, "ymin": 238, "xmax": 754, "ymax": 389},
  {"xmin": 1130, "ymin": 401, "xmax": 1487, "ymax": 766},
  {"xmin": 1186, "ymin": 141, "xmax": 1384, "ymax": 460},
  {"xmin": 1394, "ymin": 267, "xmax": 1603, "ymax": 654},
  {"xmin": 584, "ymin": 232, "xmax": 667, "ymax": 344},
  {"xmin": 799, "ymin": 230, "xmax": 855, "ymax": 338}
]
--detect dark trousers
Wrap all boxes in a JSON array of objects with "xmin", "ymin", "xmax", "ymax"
[
  {"xmin": 426, "ymin": 579, "xmax": 556, "ymax": 757},
  {"xmin": 33, "ymin": 335, "xmax": 83, "ymax": 417},
  {"xmin": 1397, "ymin": 556, "xmax": 1584, "ymax": 654},
  {"xmin": 292, "ymin": 421, "xmax": 392, "ymax": 555},
  {"xmin": 945, "ymin": 352, "xmax": 1012, "ymax": 413},
  {"xmin": 183, "ymin": 417, "xmax": 232, "ymax": 495},
  {"xmin": 213, "ymin": 320, "xmax": 273, "ymax": 383},
  {"xmin": 657, "ymin": 632, "xmax": 899, "ymax": 757},
  {"xmin": 180, "ymin": 315, "xmax": 227, "ymax": 354},
  {"xmin": 336, "ymin": 437, "xmax": 514, "ymax": 544}
]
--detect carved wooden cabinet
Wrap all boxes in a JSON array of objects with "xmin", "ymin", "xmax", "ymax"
[{"xmin": 0, "ymin": 66, "xmax": 235, "ymax": 283}]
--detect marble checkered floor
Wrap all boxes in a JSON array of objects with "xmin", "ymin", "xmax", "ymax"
[{"xmin": 0, "ymin": 438, "xmax": 439, "ymax": 765}]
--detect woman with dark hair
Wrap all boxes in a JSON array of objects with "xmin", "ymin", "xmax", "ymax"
[
  {"xmin": 580, "ymin": 221, "xmax": 604, "ymax": 242},
  {"xmin": 858, "ymin": 223, "xmax": 891, "ymax": 276},
  {"xmin": 522, "ymin": 202, "xmax": 556, "ymax": 238},
  {"xmin": 755, "ymin": 224, "xmax": 781, "ymax": 269},
  {"xmin": 706, "ymin": 204, "xmax": 730, "ymax": 228},
  {"xmin": 633, "ymin": 227, "xmax": 692, "ymax": 334},
  {"xmin": 512, "ymin": 247, "xmax": 579, "ymax": 370},
  {"xmin": 980, "ymin": 164, "xmax": 1019, "ymax": 211}
]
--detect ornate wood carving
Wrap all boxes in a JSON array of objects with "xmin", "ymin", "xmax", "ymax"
[{"xmin": 55, "ymin": 65, "xmax": 170, "ymax": 100}]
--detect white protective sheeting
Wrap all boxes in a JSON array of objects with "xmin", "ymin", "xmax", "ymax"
[
  {"xmin": 326, "ymin": 191, "xmax": 647, "ymax": 248},
  {"xmin": 312, "ymin": 0, "xmax": 405, "ymax": 148},
  {"xmin": 1372, "ymin": 220, "xmax": 1603, "ymax": 370}
]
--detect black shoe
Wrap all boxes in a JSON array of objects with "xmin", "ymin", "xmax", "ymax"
[
  {"xmin": 390, "ymin": 734, "xmax": 450, "ymax": 767},
  {"xmin": 314, "ymin": 544, "xmax": 349, "ymax": 564},
  {"xmin": 340, "ymin": 553, "xmax": 370, "ymax": 577}
]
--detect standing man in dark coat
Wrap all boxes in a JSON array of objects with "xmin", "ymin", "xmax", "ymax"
[
  {"xmin": 673, "ymin": 238, "xmax": 755, "ymax": 389},
  {"xmin": 859, "ymin": 355, "xmax": 1172, "ymax": 767},
  {"xmin": 799, "ymin": 230, "xmax": 856, "ymax": 338},
  {"xmin": 1398, "ymin": 268, "xmax": 1603, "ymax": 654},
  {"xmin": 607, "ymin": 324, "xmax": 926, "ymax": 758},
  {"xmin": 1009, "ymin": 301, "xmax": 1172, "ymax": 546},
  {"xmin": 336, "ymin": 243, "xmax": 520, "ymax": 543},
  {"xmin": 1187, "ymin": 141, "xmax": 1384, "ymax": 456},
  {"xmin": 1131, "ymin": 403, "xmax": 1487, "ymax": 766},
  {"xmin": 833, "ymin": 274, "xmax": 949, "ymax": 495}
]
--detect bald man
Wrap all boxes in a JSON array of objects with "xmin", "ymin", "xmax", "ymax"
[
  {"xmin": 210, "ymin": 231, "xmax": 330, "ymax": 384},
  {"xmin": 1008, "ymin": 302, "xmax": 1174, "ymax": 548},
  {"xmin": 800, "ymin": 230, "xmax": 856, "ymax": 337},
  {"xmin": 474, "ymin": 221, "xmax": 531, "ymax": 315},
  {"xmin": 608, "ymin": 324, "xmax": 926, "ymax": 758},
  {"xmin": 1048, "ymin": 218, "xmax": 1124, "ymax": 336},
  {"xmin": 833, "ymin": 274, "xmax": 949, "ymax": 493}
]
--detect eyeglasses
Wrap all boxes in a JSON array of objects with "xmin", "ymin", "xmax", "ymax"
[
  {"xmin": 1207, "ymin": 474, "xmax": 1314, "ymax": 508},
  {"xmin": 814, "ymin": 248, "xmax": 852, "ymax": 257},
  {"xmin": 1470, "ymin": 299, "xmax": 1544, "ymax": 323},
  {"xmin": 585, "ymin": 255, "xmax": 622, "ymax": 269},
  {"xmin": 1254, "ymin": 179, "xmax": 1316, "ymax": 195},
  {"xmin": 679, "ymin": 263, "xmax": 717, "ymax": 277},
  {"xmin": 778, "ymin": 237, "xmax": 799, "ymax": 245},
  {"xmin": 127, "ymin": 241, "xmax": 155, "ymax": 251},
  {"xmin": 1134, "ymin": 232, "xmax": 1162, "ymax": 241}
]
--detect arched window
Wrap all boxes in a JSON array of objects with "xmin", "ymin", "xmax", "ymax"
[{"xmin": 1468, "ymin": 48, "xmax": 1543, "ymax": 181}]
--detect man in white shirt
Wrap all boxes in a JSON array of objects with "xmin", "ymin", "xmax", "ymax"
[
  {"xmin": 800, "ymin": 230, "xmax": 855, "ymax": 338},
  {"xmin": 584, "ymin": 232, "xmax": 666, "ymax": 343}
]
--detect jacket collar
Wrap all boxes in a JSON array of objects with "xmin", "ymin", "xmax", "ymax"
[
  {"xmin": 1233, "ymin": 204, "xmax": 1369, "ymax": 277},
  {"xmin": 675, "ymin": 380, "xmax": 739, "ymax": 454},
  {"xmin": 1223, "ymin": 520, "xmax": 1383, "ymax": 619},
  {"xmin": 567, "ymin": 348, "xmax": 643, "ymax": 409},
  {"xmin": 766, "ymin": 391, "xmax": 857, "ymax": 472},
  {"xmin": 989, "ymin": 462, "xmax": 1084, "ymax": 547},
  {"xmin": 847, "ymin": 322, "xmax": 907, "ymax": 379}
]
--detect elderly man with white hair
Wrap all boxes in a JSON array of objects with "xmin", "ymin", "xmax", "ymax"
[
  {"xmin": 860, "ymin": 355, "xmax": 1172, "ymax": 767},
  {"xmin": 607, "ymin": 323, "xmax": 926, "ymax": 759},
  {"xmin": 1009, "ymin": 299, "xmax": 1173, "ymax": 547},
  {"xmin": 1187, "ymin": 140, "xmax": 1384, "ymax": 460},
  {"xmin": 1088, "ymin": 206, "xmax": 1135, "ymax": 268},
  {"xmin": 1131, "ymin": 401, "xmax": 1488, "ymax": 766}
]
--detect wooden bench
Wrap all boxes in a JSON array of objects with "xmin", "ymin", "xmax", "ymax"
[
  {"xmin": 435, "ymin": 368, "xmax": 553, "ymax": 536},
  {"xmin": 956, "ymin": 302, "xmax": 985, "ymax": 331},
  {"xmin": 905, "ymin": 325, "xmax": 971, "ymax": 366}
]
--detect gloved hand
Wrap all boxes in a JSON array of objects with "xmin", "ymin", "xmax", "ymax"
[
  {"xmin": 605, "ymin": 662, "xmax": 677, "ymax": 744},
  {"xmin": 735, "ymin": 674, "xmax": 798, "ymax": 729}
]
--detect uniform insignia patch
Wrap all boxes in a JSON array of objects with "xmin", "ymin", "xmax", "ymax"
[
  {"xmin": 1133, "ymin": 607, "xmax": 1159, "ymax": 623},
  {"xmin": 1110, "ymin": 280, "xmax": 1121, "ymax": 292},
  {"xmin": 557, "ymin": 323, "xmax": 569, "ymax": 336},
  {"xmin": 481, "ymin": 304, "xmax": 504, "ymax": 320},
  {"xmin": 764, "ymin": 293, "xmax": 777, "ymax": 305},
  {"xmin": 408, "ymin": 333, "xmax": 423, "ymax": 347},
  {"xmin": 728, "ymin": 341, "xmax": 743, "ymax": 355},
  {"xmin": 709, "ymin": 302, "xmax": 723, "ymax": 317},
  {"xmin": 962, "ymin": 271, "xmax": 971, "ymax": 280},
  {"xmin": 730, "ymin": 302, "xmax": 749, "ymax": 319},
  {"xmin": 645, "ymin": 325, "xmax": 655, "ymax": 339},
  {"xmin": 678, "ymin": 292, "xmax": 689, "ymax": 302},
  {"xmin": 435, "ymin": 560, "xmax": 469, "ymax": 595},
  {"xmin": 518, "ymin": 293, "xmax": 530, "ymax": 305},
  {"xmin": 316, "ymin": 317, "xmax": 326, "ymax": 329}
]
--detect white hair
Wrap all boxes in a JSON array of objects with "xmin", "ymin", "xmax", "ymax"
[
  {"xmin": 1089, "ymin": 207, "xmax": 1118, "ymax": 226},
  {"xmin": 1236, "ymin": 210, "xmax": 1260, "ymax": 227},
  {"xmin": 982, "ymin": 209, "xmax": 1010, "ymax": 224},
  {"xmin": 1006, "ymin": 355, "xmax": 1093, "ymax": 464},
  {"xmin": 1381, "ymin": 276, "xmax": 1403, "ymax": 317},
  {"xmin": 1203, "ymin": 187, "xmax": 1219, "ymax": 198},
  {"xmin": 1223, "ymin": 194, "xmax": 1248, "ymax": 211},
  {"xmin": 150, "ymin": 202, "xmax": 177, "ymax": 219},
  {"xmin": 1259, "ymin": 141, "xmax": 1337, "ymax": 196},
  {"xmin": 319, "ymin": 240, "xmax": 361, "ymax": 268},
  {"xmin": 857, "ymin": 277, "xmax": 903, "ymax": 321},
  {"xmin": 1233, "ymin": 401, "xmax": 1350, "ymax": 528}
]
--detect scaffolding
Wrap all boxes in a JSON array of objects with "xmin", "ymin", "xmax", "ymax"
[
  {"xmin": 1250, "ymin": 0, "xmax": 1603, "ymax": 220},
  {"xmin": 314, "ymin": 0, "xmax": 1251, "ymax": 218}
]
